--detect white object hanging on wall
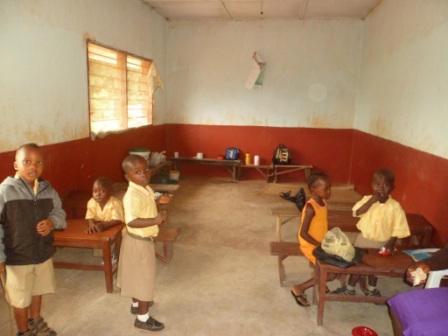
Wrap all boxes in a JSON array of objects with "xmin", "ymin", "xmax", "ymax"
[{"xmin": 245, "ymin": 52, "xmax": 266, "ymax": 90}]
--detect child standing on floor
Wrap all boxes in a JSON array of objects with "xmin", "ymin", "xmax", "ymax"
[
  {"xmin": 0, "ymin": 143, "xmax": 66, "ymax": 336},
  {"xmin": 291, "ymin": 171, "xmax": 336, "ymax": 307},
  {"xmin": 117, "ymin": 154, "xmax": 167, "ymax": 332},
  {"xmin": 332, "ymin": 168, "xmax": 410, "ymax": 297}
]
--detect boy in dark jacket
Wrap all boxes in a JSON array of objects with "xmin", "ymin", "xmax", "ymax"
[{"xmin": 0, "ymin": 143, "xmax": 66, "ymax": 336}]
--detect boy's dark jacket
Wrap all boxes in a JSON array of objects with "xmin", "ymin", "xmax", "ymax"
[{"xmin": 0, "ymin": 176, "xmax": 66, "ymax": 265}]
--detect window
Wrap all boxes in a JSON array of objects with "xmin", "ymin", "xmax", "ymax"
[{"xmin": 87, "ymin": 41, "xmax": 158, "ymax": 139}]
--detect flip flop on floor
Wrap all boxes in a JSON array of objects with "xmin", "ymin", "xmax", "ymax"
[{"xmin": 291, "ymin": 290, "xmax": 310, "ymax": 307}]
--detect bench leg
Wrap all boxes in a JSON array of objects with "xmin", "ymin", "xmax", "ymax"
[
  {"xmin": 278, "ymin": 255, "xmax": 287, "ymax": 286},
  {"xmin": 276, "ymin": 216, "xmax": 282, "ymax": 241}
]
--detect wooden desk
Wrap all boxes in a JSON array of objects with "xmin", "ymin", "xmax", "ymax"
[
  {"xmin": 312, "ymin": 250, "xmax": 413, "ymax": 325},
  {"xmin": 53, "ymin": 219, "xmax": 124, "ymax": 293},
  {"xmin": 171, "ymin": 157, "xmax": 241, "ymax": 182}
]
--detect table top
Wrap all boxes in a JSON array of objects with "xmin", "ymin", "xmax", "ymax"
[
  {"xmin": 54, "ymin": 219, "xmax": 124, "ymax": 241},
  {"xmin": 170, "ymin": 157, "xmax": 241, "ymax": 166},
  {"xmin": 319, "ymin": 250, "xmax": 414, "ymax": 275}
]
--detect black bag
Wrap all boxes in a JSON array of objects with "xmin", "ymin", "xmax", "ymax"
[
  {"xmin": 225, "ymin": 147, "xmax": 239, "ymax": 160},
  {"xmin": 295, "ymin": 188, "xmax": 306, "ymax": 212},
  {"xmin": 313, "ymin": 246, "xmax": 368, "ymax": 268},
  {"xmin": 272, "ymin": 144, "xmax": 291, "ymax": 164},
  {"xmin": 279, "ymin": 188, "xmax": 306, "ymax": 212}
]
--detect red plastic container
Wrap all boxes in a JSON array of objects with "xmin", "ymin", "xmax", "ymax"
[{"xmin": 352, "ymin": 326, "xmax": 378, "ymax": 336}]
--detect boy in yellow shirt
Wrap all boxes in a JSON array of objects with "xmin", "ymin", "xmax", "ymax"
[{"xmin": 332, "ymin": 168, "xmax": 410, "ymax": 297}]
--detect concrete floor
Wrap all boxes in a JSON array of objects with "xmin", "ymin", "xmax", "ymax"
[{"xmin": 0, "ymin": 176, "xmax": 413, "ymax": 335}]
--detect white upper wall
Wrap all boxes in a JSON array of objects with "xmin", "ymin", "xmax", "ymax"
[
  {"xmin": 0, "ymin": 0, "xmax": 167, "ymax": 152},
  {"xmin": 166, "ymin": 20, "xmax": 363, "ymax": 128},
  {"xmin": 356, "ymin": 0, "xmax": 448, "ymax": 158}
]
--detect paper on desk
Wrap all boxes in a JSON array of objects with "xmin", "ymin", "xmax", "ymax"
[
  {"xmin": 404, "ymin": 248, "xmax": 439, "ymax": 262},
  {"xmin": 245, "ymin": 52, "xmax": 266, "ymax": 90}
]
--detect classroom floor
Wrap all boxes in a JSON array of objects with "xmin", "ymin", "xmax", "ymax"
[{"xmin": 0, "ymin": 176, "xmax": 414, "ymax": 336}]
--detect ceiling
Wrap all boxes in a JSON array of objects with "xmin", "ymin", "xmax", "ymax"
[{"xmin": 142, "ymin": 0, "xmax": 383, "ymax": 21}]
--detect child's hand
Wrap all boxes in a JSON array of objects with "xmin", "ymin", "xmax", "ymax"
[
  {"xmin": 36, "ymin": 219, "xmax": 54, "ymax": 236},
  {"xmin": 158, "ymin": 210, "xmax": 168, "ymax": 224},
  {"xmin": 86, "ymin": 222, "xmax": 104, "ymax": 234},
  {"xmin": 158, "ymin": 194, "xmax": 173, "ymax": 205}
]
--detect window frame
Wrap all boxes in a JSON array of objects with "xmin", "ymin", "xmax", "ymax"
[{"xmin": 87, "ymin": 40, "xmax": 154, "ymax": 139}]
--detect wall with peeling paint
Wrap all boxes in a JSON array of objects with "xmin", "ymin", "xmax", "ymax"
[
  {"xmin": 356, "ymin": 0, "xmax": 448, "ymax": 159},
  {"xmin": 166, "ymin": 20, "xmax": 362, "ymax": 129},
  {"xmin": 0, "ymin": 0, "xmax": 167, "ymax": 153}
]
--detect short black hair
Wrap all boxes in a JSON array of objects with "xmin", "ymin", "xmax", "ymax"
[
  {"xmin": 307, "ymin": 171, "xmax": 329, "ymax": 190},
  {"xmin": 94, "ymin": 177, "xmax": 113, "ymax": 190},
  {"xmin": 373, "ymin": 168, "xmax": 395, "ymax": 185},
  {"xmin": 15, "ymin": 143, "xmax": 42, "ymax": 160},
  {"xmin": 121, "ymin": 154, "xmax": 146, "ymax": 173}
]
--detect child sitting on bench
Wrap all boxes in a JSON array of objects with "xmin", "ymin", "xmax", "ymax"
[
  {"xmin": 85, "ymin": 177, "xmax": 124, "ymax": 262},
  {"xmin": 291, "ymin": 171, "xmax": 337, "ymax": 307},
  {"xmin": 332, "ymin": 168, "xmax": 410, "ymax": 297},
  {"xmin": 85, "ymin": 177, "xmax": 124, "ymax": 234}
]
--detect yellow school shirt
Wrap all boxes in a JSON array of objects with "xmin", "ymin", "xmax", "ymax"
[
  {"xmin": 353, "ymin": 195, "xmax": 410, "ymax": 242},
  {"xmin": 85, "ymin": 196, "xmax": 124, "ymax": 222},
  {"xmin": 123, "ymin": 181, "xmax": 159, "ymax": 238}
]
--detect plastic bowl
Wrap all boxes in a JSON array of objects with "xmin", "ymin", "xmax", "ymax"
[{"xmin": 352, "ymin": 326, "xmax": 378, "ymax": 336}]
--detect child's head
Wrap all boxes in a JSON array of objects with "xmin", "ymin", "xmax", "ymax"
[
  {"xmin": 122, "ymin": 154, "xmax": 150, "ymax": 187},
  {"xmin": 14, "ymin": 143, "xmax": 44, "ymax": 187},
  {"xmin": 307, "ymin": 171, "xmax": 331, "ymax": 201},
  {"xmin": 372, "ymin": 168, "xmax": 395, "ymax": 202},
  {"xmin": 92, "ymin": 177, "xmax": 113, "ymax": 205}
]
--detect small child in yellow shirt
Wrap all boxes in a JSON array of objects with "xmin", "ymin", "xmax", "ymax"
[{"xmin": 85, "ymin": 177, "xmax": 124, "ymax": 262}]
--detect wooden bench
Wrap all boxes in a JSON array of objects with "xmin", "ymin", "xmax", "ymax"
[
  {"xmin": 237, "ymin": 164, "xmax": 274, "ymax": 182},
  {"xmin": 237, "ymin": 164, "xmax": 312, "ymax": 182},
  {"xmin": 269, "ymin": 210, "xmax": 434, "ymax": 286},
  {"xmin": 270, "ymin": 207, "xmax": 434, "ymax": 248},
  {"xmin": 171, "ymin": 157, "xmax": 241, "ymax": 182},
  {"xmin": 273, "ymin": 164, "xmax": 312, "ymax": 182},
  {"xmin": 154, "ymin": 226, "xmax": 181, "ymax": 263},
  {"xmin": 270, "ymin": 241, "xmax": 303, "ymax": 286}
]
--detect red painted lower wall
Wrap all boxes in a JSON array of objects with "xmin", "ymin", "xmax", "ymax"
[
  {"xmin": 165, "ymin": 124, "xmax": 353, "ymax": 184},
  {"xmin": 350, "ymin": 130, "xmax": 448, "ymax": 246},
  {"xmin": 1, "ymin": 125, "xmax": 446, "ymax": 245},
  {"xmin": 0, "ymin": 125, "xmax": 167, "ymax": 196}
]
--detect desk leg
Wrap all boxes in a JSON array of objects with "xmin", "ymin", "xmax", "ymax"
[
  {"xmin": 102, "ymin": 240, "xmax": 114, "ymax": 293},
  {"xmin": 315, "ymin": 261, "xmax": 327, "ymax": 326}
]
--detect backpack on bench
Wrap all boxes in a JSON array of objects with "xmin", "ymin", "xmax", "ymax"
[
  {"xmin": 272, "ymin": 144, "xmax": 291, "ymax": 165},
  {"xmin": 225, "ymin": 147, "xmax": 240, "ymax": 160}
]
